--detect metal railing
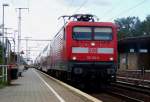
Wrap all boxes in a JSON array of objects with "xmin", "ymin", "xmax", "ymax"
[{"xmin": 0, "ymin": 65, "xmax": 8, "ymax": 83}]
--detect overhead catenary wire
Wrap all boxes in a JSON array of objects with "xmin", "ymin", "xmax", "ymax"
[
  {"xmin": 66, "ymin": 0, "xmax": 74, "ymax": 14},
  {"xmin": 108, "ymin": 0, "xmax": 146, "ymax": 21},
  {"xmin": 100, "ymin": 0, "xmax": 123, "ymax": 20},
  {"xmin": 58, "ymin": 0, "xmax": 90, "ymax": 25},
  {"xmin": 20, "ymin": 39, "xmax": 51, "ymax": 41},
  {"xmin": 73, "ymin": 0, "xmax": 89, "ymax": 14}
]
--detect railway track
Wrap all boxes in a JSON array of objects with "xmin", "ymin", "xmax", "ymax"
[
  {"xmin": 106, "ymin": 91, "xmax": 144, "ymax": 102},
  {"xmin": 113, "ymin": 81, "xmax": 150, "ymax": 95},
  {"xmin": 90, "ymin": 82, "xmax": 150, "ymax": 102},
  {"xmin": 117, "ymin": 76, "xmax": 150, "ymax": 88}
]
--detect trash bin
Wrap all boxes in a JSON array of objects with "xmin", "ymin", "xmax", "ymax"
[
  {"xmin": 9, "ymin": 64, "xmax": 18, "ymax": 80},
  {"xmin": 11, "ymin": 68, "xmax": 18, "ymax": 79}
]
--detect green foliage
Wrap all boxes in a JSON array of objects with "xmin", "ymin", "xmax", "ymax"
[
  {"xmin": 0, "ymin": 68, "xmax": 6, "ymax": 88},
  {"xmin": 0, "ymin": 44, "xmax": 3, "ymax": 64},
  {"xmin": 0, "ymin": 81, "xmax": 7, "ymax": 89},
  {"xmin": 114, "ymin": 16, "xmax": 142, "ymax": 39},
  {"xmin": 0, "ymin": 68, "xmax": 8, "ymax": 88},
  {"xmin": 141, "ymin": 15, "xmax": 150, "ymax": 35}
]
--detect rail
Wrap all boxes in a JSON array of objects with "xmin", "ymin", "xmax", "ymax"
[
  {"xmin": 108, "ymin": 91, "xmax": 144, "ymax": 102},
  {"xmin": 109, "ymin": 82, "xmax": 150, "ymax": 102},
  {"xmin": 117, "ymin": 69, "xmax": 150, "ymax": 87},
  {"xmin": 0, "ymin": 65, "xmax": 8, "ymax": 83}
]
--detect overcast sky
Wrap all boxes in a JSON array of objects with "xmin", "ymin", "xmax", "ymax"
[{"xmin": 0, "ymin": 0, "xmax": 150, "ymax": 60}]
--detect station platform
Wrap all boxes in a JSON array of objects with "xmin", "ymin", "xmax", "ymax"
[{"xmin": 0, "ymin": 68, "xmax": 101, "ymax": 102}]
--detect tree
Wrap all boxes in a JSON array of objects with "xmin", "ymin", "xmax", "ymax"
[
  {"xmin": 114, "ymin": 16, "xmax": 142, "ymax": 39},
  {"xmin": 141, "ymin": 15, "xmax": 150, "ymax": 35}
]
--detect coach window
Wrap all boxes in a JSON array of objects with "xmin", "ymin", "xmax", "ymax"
[
  {"xmin": 73, "ymin": 27, "xmax": 92, "ymax": 40},
  {"xmin": 94, "ymin": 27, "xmax": 112, "ymax": 40}
]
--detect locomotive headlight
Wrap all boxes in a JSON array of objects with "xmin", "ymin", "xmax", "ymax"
[
  {"xmin": 91, "ymin": 42, "xmax": 95, "ymax": 46},
  {"xmin": 109, "ymin": 57, "xmax": 114, "ymax": 61},
  {"xmin": 72, "ymin": 56, "xmax": 77, "ymax": 60}
]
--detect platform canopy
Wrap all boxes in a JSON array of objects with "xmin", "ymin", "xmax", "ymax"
[{"xmin": 118, "ymin": 35, "xmax": 150, "ymax": 53}]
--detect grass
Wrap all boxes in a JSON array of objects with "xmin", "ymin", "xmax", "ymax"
[
  {"xmin": 0, "ymin": 69, "xmax": 7, "ymax": 89},
  {"xmin": 0, "ymin": 80, "xmax": 7, "ymax": 89}
]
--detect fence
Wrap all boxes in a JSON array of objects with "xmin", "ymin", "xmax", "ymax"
[{"xmin": 0, "ymin": 65, "xmax": 8, "ymax": 83}]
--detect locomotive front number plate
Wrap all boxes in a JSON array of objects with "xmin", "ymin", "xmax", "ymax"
[{"xmin": 89, "ymin": 48, "xmax": 97, "ymax": 53}]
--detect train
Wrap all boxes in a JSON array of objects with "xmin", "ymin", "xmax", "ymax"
[{"xmin": 35, "ymin": 14, "xmax": 118, "ymax": 85}]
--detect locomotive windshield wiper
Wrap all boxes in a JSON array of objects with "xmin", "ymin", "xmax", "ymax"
[{"xmin": 73, "ymin": 33, "xmax": 77, "ymax": 40}]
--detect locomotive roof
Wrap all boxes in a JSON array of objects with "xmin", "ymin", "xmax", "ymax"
[{"xmin": 66, "ymin": 21, "xmax": 116, "ymax": 27}]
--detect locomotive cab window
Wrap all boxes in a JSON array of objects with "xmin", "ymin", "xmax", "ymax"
[
  {"xmin": 73, "ymin": 27, "xmax": 92, "ymax": 40},
  {"xmin": 94, "ymin": 27, "xmax": 112, "ymax": 40}
]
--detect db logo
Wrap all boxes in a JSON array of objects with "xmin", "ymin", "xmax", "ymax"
[{"xmin": 89, "ymin": 48, "xmax": 97, "ymax": 53}]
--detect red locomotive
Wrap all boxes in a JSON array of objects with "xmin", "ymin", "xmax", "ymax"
[{"xmin": 35, "ymin": 14, "xmax": 118, "ymax": 84}]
